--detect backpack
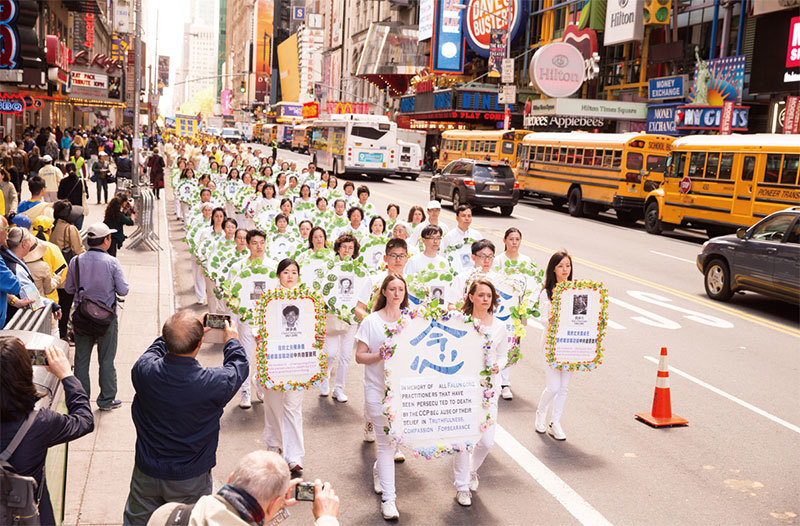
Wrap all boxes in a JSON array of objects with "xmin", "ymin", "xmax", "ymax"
[{"xmin": 0, "ymin": 410, "xmax": 43, "ymax": 525}]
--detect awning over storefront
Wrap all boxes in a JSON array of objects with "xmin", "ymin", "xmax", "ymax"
[
  {"xmin": 63, "ymin": 0, "xmax": 102, "ymax": 13},
  {"xmin": 355, "ymin": 23, "xmax": 427, "ymax": 96}
]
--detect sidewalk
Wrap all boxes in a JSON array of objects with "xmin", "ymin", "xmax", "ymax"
[{"xmin": 63, "ymin": 182, "xmax": 174, "ymax": 526}]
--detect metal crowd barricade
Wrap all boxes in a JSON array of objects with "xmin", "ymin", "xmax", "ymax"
[
  {"xmin": 3, "ymin": 304, "xmax": 71, "ymax": 524},
  {"xmin": 126, "ymin": 185, "xmax": 162, "ymax": 251}
]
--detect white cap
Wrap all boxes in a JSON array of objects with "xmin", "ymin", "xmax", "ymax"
[
  {"xmin": 86, "ymin": 222, "xmax": 116, "ymax": 238},
  {"xmin": 40, "ymin": 154, "xmax": 53, "ymax": 162},
  {"xmin": 427, "ymin": 200, "xmax": 442, "ymax": 209},
  {"xmin": 98, "ymin": 151, "xmax": 108, "ymax": 156}
]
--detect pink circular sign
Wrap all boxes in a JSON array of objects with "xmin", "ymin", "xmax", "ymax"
[{"xmin": 529, "ymin": 42, "xmax": 586, "ymax": 98}]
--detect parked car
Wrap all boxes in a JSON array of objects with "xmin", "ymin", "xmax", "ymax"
[
  {"xmin": 429, "ymin": 159, "xmax": 520, "ymax": 216},
  {"xmin": 697, "ymin": 207, "xmax": 800, "ymax": 304},
  {"xmin": 220, "ymin": 127, "xmax": 244, "ymax": 142}
]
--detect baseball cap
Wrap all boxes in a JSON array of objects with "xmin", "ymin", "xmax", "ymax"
[
  {"xmin": 426, "ymin": 200, "xmax": 442, "ymax": 209},
  {"xmin": 41, "ymin": 154, "xmax": 53, "ymax": 162},
  {"xmin": 11, "ymin": 215, "xmax": 31, "ymax": 229},
  {"xmin": 32, "ymin": 215, "xmax": 54, "ymax": 233},
  {"xmin": 86, "ymin": 222, "xmax": 116, "ymax": 238},
  {"xmin": 98, "ymin": 151, "xmax": 108, "ymax": 156}
]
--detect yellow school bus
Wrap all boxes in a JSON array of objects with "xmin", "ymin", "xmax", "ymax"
[
  {"xmin": 435, "ymin": 129, "xmax": 531, "ymax": 172},
  {"xmin": 516, "ymin": 132, "xmax": 675, "ymax": 223},
  {"xmin": 644, "ymin": 134, "xmax": 800, "ymax": 238}
]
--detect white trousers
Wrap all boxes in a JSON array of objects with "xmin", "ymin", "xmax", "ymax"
[
  {"xmin": 453, "ymin": 399, "xmax": 498, "ymax": 491},
  {"xmin": 204, "ymin": 275, "xmax": 218, "ymax": 313},
  {"xmin": 366, "ymin": 400, "xmax": 395, "ymax": 502},
  {"xmin": 192, "ymin": 260, "xmax": 206, "ymax": 303},
  {"xmin": 236, "ymin": 319, "xmax": 256, "ymax": 397},
  {"xmin": 321, "ymin": 325, "xmax": 356, "ymax": 394},
  {"xmin": 500, "ymin": 367, "xmax": 511, "ymax": 386},
  {"xmin": 174, "ymin": 194, "xmax": 183, "ymax": 219},
  {"xmin": 263, "ymin": 389, "xmax": 305, "ymax": 465},
  {"xmin": 536, "ymin": 366, "xmax": 573, "ymax": 423}
]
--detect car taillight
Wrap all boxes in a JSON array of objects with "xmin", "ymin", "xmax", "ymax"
[
  {"xmin": 513, "ymin": 181, "xmax": 519, "ymax": 189},
  {"xmin": 418, "ymin": 160, "xmax": 422, "ymax": 166},
  {"xmin": 464, "ymin": 179, "xmax": 475, "ymax": 187}
]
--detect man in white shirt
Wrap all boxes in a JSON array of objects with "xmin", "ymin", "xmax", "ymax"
[
  {"xmin": 447, "ymin": 238, "xmax": 496, "ymax": 310},
  {"xmin": 442, "ymin": 205, "xmax": 481, "ymax": 271},
  {"xmin": 408, "ymin": 200, "xmax": 449, "ymax": 248},
  {"xmin": 405, "ymin": 225, "xmax": 449, "ymax": 275},
  {"xmin": 37, "ymin": 155, "xmax": 63, "ymax": 202}
]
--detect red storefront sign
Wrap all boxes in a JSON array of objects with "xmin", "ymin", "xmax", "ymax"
[
  {"xmin": 46, "ymin": 35, "xmax": 70, "ymax": 84},
  {"xmin": 784, "ymin": 95, "xmax": 800, "ymax": 134},
  {"xmin": 71, "ymin": 50, "xmax": 123, "ymax": 75},
  {"xmin": 719, "ymin": 100, "xmax": 735, "ymax": 135},
  {"xmin": 787, "ymin": 16, "xmax": 800, "ymax": 68},
  {"xmin": 302, "ymin": 101, "xmax": 319, "ymax": 119}
]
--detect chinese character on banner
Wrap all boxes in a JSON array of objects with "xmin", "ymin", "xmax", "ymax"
[{"xmin": 408, "ymin": 319, "xmax": 468, "ymax": 376}]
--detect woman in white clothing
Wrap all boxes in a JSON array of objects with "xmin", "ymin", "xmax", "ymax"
[
  {"xmin": 198, "ymin": 207, "xmax": 227, "ymax": 312},
  {"xmin": 535, "ymin": 251, "xmax": 574, "ymax": 441},
  {"xmin": 355, "ymin": 273, "xmax": 408, "ymax": 520},
  {"xmin": 262, "ymin": 258, "xmax": 307, "ymax": 474},
  {"xmin": 493, "ymin": 227, "xmax": 533, "ymax": 401},
  {"xmin": 452, "ymin": 279, "xmax": 507, "ymax": 507}
]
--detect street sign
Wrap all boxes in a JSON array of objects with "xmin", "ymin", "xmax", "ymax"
[
  {"xmin": 501, "ymin": 58, "xmax": 514, "ymax": 84},
  {"xmin": 719, "ymin": 100, "xmax": 735, "ymax": 135},
  {"xmin": 498, "ymin": 85, "xmax": 516, "ymax": 105},
  {"xmin": 293, "ymin": 6, "xmax": 306, "ymax": 20}
]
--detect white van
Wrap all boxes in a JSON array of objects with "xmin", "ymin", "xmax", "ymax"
[{"xmin": 396, "ymin": 140, "xmax": 423, "ymax": 180}]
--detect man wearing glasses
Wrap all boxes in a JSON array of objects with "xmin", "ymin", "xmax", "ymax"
[
  {"xmin": 405, "ymin": 225, "xmax": 449, "ymax": 275},
  {"xmin": 447, "ymin": 239, "xmax": 496, "ymax": 310}
]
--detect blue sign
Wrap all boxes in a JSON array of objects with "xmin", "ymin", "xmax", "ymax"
[
  {"xmin": 358, "ymin": 152, "xmax": 384, "ymax": 163},
  {"xmin": 433, "ymin": 91, "xmax": 452, "ymax": 109},
  {"xmin": 431, "ymin": 0, "xmax": 464, "ymax": 73},
  {"xmin": 648, "ymin": 75, "xmax": 687, "ymax": 101},
  {"xmin": 675, "ymin": 105, "xmax": 749, "ymax": 132},
  {"xmin": 280, "ymin": 104, "xmax": 303, "ymax": 118},
  {"xmin": 646, "ymin": 103, "xmax": 682, "ymax": 136},
  {"xmin": 459, "ymin": 91, "xmax": 511, "ymax": 112},
  {"xmin": 400, "ymin": 97, "xmax": 415, "ymax": 112},
  {"xmin": 293, "ymin": 6, "xmax": 305, "ymax": 20}
]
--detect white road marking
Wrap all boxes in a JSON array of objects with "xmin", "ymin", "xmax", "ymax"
[
  {"xmin": 609, "ymin": 297, "xmax": 681, "ymax": 329},
  {"xmin": 643, "ymin": 356, "xmax": 800, "ymax": 435},
  {"xmin": 649, "ymin": 250, "xmax": 695, "ymax": 264},
  {"xmin": 627, "ymin": 291, "xmax": 733, "ymax": 329},
  {"xmin": 495, "ymin": 425, "xmax": 614, "ymax": 526},
  {"xmin": 607, "ymin": 320, "xmax": 626, "ymax": 330}
]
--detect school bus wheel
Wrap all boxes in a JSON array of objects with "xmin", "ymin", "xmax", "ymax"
[
  {"xmin": 567, "ymin": 187, "xmax": 584, "ymax": 217},
  {"xmin": 644, "ymin": 200, "xmax": 663, "ymax": 235},
  {"xmin": 704, "ymin": 258, "xmax": 734, "ymax": 301}
]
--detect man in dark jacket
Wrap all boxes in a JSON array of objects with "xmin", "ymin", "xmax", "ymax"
[{"xmin": 123, "ymin": 310, "xmax": 248, "ymax": 525}]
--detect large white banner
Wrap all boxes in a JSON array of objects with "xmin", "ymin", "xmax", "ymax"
[
  {"xmin": 418, "ymin": 0, "xmax": 434, "ymax": 41},
  {"xmin": 604, "ymin": 0, "xmax": 644, "ymax": 46}
]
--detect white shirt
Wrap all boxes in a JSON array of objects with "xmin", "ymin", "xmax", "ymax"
[
  {"xmin": 442, "ymin": 226, "xmax": 482, "ymax": 250},
  {"xmin": 482, "ymin": 318, "xmax": 509, "ymax": 392},
  {"xmin": 356, "ymin": 312, "xmax": 399, "ymax": 403},
  {"xmin": 405, "ymin": 253, "xmax": 450, "ymax": 276},
  {"xmin": 494, "ymin": 252, "xmax": 532, "ymax": 269},
  {"xmin": 408, "ymin": 220, "xmax": 449, "ymax": 249},
  {"xmin": 357, "ymin": 270, "xmax": 386, "ymax": 306}
]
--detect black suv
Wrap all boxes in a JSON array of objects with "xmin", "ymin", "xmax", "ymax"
[
  {"xmin": 429, "ymin": 159, "xmax": 520, "ymax": 216},
  {"xmin": 697, "ymin": 207, "xmax": 800, "ymax": 304}
]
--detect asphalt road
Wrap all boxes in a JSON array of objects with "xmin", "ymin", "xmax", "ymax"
[{"xmin": 167, "ymin": 146, "xmax": 800, "ymax": 525}]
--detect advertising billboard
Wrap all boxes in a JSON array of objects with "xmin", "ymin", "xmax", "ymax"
[
  {"xmin": 278, "ymin": 34, "xmax": 300, "ymax": 103},
  {"xmin": 431, "ymin": 0, "xmax": 464, "ymax": 73},
  {"xmin": 254, "ymin": 0, "xmax": 274, "ymax": 102},
  {"xmin": 463, "ymin": 0, "xmax": 522, "ymax": 57},
  {"xmin": 419, "ymin": 0, "xmax": 434, "ymax": 41},
  {"xmin": 604, "ymin": 0, "xmax": 644, "ymax": 46}
]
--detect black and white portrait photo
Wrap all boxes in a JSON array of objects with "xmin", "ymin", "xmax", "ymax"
[
  {"xmin": 430, "ymin": 286, "xmax": 444, "ymax": 303},
  {"xmin": 338, "ymin": 276, "xmax": 354, "ymax": 296},
  {"xmin": 250, "ymin": 280, "xmax": 267, "ymax": 301},
  {"xmin": 573, "ymin": 294, "xmax": 588, "ymax": 316},
  {"xmin": 281, "ymin": 305, "xmax": 301, "ymax": 336}
]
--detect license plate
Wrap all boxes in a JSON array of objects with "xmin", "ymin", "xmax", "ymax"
[
  {"xmin": 489, "ymin": 185, "xmax": 500, "ymax": 191},
  {"xmin": 628, "ymin": 186, "xmax": 638, "ymax": 193}
]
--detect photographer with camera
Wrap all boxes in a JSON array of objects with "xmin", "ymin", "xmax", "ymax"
[
  {"xmin": 123, "ymin": 310, "xmax": 249, "ymax": 525},
  {"xmin": 147, "ymin": 450, "xmax": 340, "ymax": 526}
]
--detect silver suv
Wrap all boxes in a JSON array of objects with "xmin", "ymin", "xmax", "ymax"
[{"xmin": 429, "ymin": 159, "xmax": 520, "ymax": 216}]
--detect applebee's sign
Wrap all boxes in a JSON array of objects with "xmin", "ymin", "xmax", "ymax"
[
  {"xmin": 464, "ymin": 0, "xmax": 522, "ymax": 57},
  {"xmin": 529, "ymin": 42, "xmax": 586, "ymax": 98}
]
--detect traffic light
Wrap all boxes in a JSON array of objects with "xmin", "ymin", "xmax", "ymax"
[
  {"xmin": 239, "ymin": 81, "xmax": 246, "ymax": 93},
  {"xmin": 644, "ymin": 0, "xmax": 671, "ymax": 25}
]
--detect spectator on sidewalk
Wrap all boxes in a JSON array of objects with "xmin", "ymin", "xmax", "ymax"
[
  {"xmin": 64, "ymin": 223, "xmax": 129, "ymax": 411},
  {"xmin": 92, "ymin": 151, "xmax": 111, "ymax": 204},
  {"xmin": 123, "ymin": 310, "xmax": 249, "ymax": 525},
  {"xmin": 115, "ymin": 148, "xmax": 132, "ymax": 188},
  {"xmin": 52, "ymin": 201, "xmax": 85, "ymax": 339},
  {"xmin": 146, "ymin": 148, "xmax": 165, "ymax": 200},
  {"xmin": 147, "ymin": 451, "xmax": 341, "ymax": 526},
  {"xmin": 103, "ymin": 196, "xmax": 135, "ymax": 257},
  {"xmin": 1, "ymin": 166, "xmax": 18, "ymax": 213},
  {"xmin": 38, "ymin": 155, "xmax": 63, "ymax": 202},
  {"xmin": 0, "ymin": 216, "xmax": 21, "ymax": 328},
  {"xmin": 57, "ymin": 163, "xmax": 87, "ymax": 229},
  {"xmin": 45, "ymin": 133, "xmax": 60, "ymax": 161},
  {"xmin": 27, "ymin": 145, "xmax": 42, "ymax": 179},
  {"xmin": 0, "ymin": 339, "xmax": 94, "ymax": 526}
]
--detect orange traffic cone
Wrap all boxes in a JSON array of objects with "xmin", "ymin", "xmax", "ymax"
[{"xmin": 635, "ymin": 347, "xmax": 689, "ymax": 427}]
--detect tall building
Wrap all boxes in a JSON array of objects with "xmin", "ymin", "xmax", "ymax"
[
  {"xmin": 224, "ymin": 0, "xmax": 255, "ymax": 114},
  {"xmin": 175, "ymin": 0, "xmax": 219, "ymax": 111},
  {"xmin": 297, "ymin": 23, "xmax": 323, "ymax": 104}
]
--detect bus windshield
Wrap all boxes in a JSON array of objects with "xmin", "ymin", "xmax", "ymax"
[
  {"xmin": 647, "ymin": 155, "xmax": 668, "ymax": 173},
  {"xmin": 351, "ymin": 126, "xmax": 388, "ymax": 140}
]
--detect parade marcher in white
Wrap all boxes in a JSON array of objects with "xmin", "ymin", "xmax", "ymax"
[
  {"xmin": 355, "ymin": 273, "xmax": 408, "ymax": 521},
  {"xmin": 191, "ymin": 203, "xmax": 213, "ymax": 304},
  {"xmin": 493, "ymin": 227, "xmax": 533, "ymax": 401},
  {"xmin": 452, "ymin": 279, "xmax": 507, "ymax": 507},
  {"xmin": 197, "ymin": 207, "xmax": 227, "ymax": 314},
  {"xmin": 262, "ymin": 258, "xmax": 307, "ymax": 474},
  {"xmin": 447, "ymin": 239, "xmax": 495, "ymax": 310},
  {"xmin": 408, "ymin": 200, "xmax": 449, "ymax": 249},
  {"xmin": 405, "ymin": 224, "xmax": 448, "ymax": 275},
  {"xmin": 535, "ymin": 251, "xmax": 574, "ymax": 441},
  {"xmin": 442, "ymin": 205, "xmax": 482, "ymax": 271}
]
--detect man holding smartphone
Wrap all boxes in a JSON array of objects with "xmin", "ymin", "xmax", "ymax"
[{"xmin": 123, "ymin": 309, "xmax": 249, "ymax": 525}]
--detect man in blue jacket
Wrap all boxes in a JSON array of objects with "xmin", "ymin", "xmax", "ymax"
[
  {"xmin": 123, "ymin": 310, "xmax": 249, "ymax": 525},
  {"xmin": 0, "ymin": 215, "xmax": 21, "ymax": 327}
]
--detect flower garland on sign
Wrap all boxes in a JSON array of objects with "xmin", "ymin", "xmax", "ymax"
[
  {"xmin": 253, "ymin": 286, "xmax": 327, "ymax": 391},
  {"xmin": 378, "ymin": 308, "xmax": 494, "ymax": 459},
  {"xmin": 311, "ymin": 257, "xmax": 368, "ymax": 324},
  {"xmin": 544, "ymin": 280, "xmax": 609, "ymax": 372},
  {"xmin": 494, "ymin": 260, "xmax": 544, "ymax": 366},
  {"xmin": 405, "ymin": 264, "xmax": 457, "ymax": 308},
  {"xmin": 220, "ymin": 260, "xmax": 275, "ymax": 322}
]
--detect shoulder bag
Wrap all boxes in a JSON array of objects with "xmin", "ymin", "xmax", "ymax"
[
  {"xmin": 0, "ymin": 410, "xmax": 43, "ymax": 525},
  {"xmin": 71, "ymin": 253, "xmax": 115, "ymax": 337}
]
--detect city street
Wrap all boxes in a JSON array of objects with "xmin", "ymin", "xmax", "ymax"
[{"xmin": 165, "ymin": 146, "xmax": 800, "ymax": 525}]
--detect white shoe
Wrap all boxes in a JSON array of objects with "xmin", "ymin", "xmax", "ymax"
[
  {"xmin": 535, "ymin": 411, "xmax": 547, "ymax": 434},
  {"xmin": 319, "ymin": 378, "xmax": 330, "ymax": 397},
  {"xmin": 332, "ymin": 389, "xmax": 348, "ymax": 403},
  {"xmin": 393, "ymin": 448, "xmax": 405, "ymax": 463},
  {"xmin": 381, "ymin": 500, "xmax": 399, "ymax": 520},
  {"xmin": 372, "ymin": 461, "xmax": 382, "ymax": 494},
  {"xmin": 501, "ymin": 386, "xmax": 513, "ymax": 400},
  {"xmin": 456, "ymin": 490, "xmax": 472, "ymax": 507},
  {"xmin": 239, "ymin": 392, "xmax": 251, "ymax": 409},
  {"xmin": 469, "ymin": 471, "xmax": 479, "ymax": 492},
  {"xmin": 254, "ymin": 388, "xmax": 264, "ymax": 403},
  {"xmin": 364, "ymin": 421, "xmax": 376, "ymax": 443},
  {"xmin": 548, "ymin": 421, "xmax": 566, "ymax": 441}
]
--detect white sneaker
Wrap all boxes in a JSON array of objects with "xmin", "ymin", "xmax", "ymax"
[
  {"xmin": 381, "ymin": 500, "xmax": 399, "ymax": 520},
  {"xmin": 319, "ymin": 378, "xmax": 330, "ymax": 397},
  {"xmin": 332, "ymin": 389, "xmax": 348, "ymax": 403},
  {"xmin": 548, "ymin": 421, "xmax": 566, "ymax": 441},
  {"xmin": 364, "ymin": 421, "xmax": 376, "ymax": 443},
  {"xmin": 372, "ymin": 461, "xmax": 382, "ymax": 494},
  {"xmin": 501, "ymin": 386, "xmax": 513, "ymax": 400},
  {"xmin": 239, "ymin": 392, "xmax": 251, "ymax": 409},
  {"xmin": 469, "ymin": 471, "xmax": 479, "ymax": 492},
  {"xmin": 393, "ymin": 448, "xmax": 405, "ymax": 463},
  {"xmin": 535, "ymin": 411, "xmax": 547, "ymax": 434},
  {"xmin": 456, "ymin": 490, "xmax": 472, "ymax": 507}
]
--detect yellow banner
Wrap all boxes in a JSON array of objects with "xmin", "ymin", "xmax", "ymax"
[{"xmin": 278, "ymin": 34, "xmax": 300, "ymax": 103}]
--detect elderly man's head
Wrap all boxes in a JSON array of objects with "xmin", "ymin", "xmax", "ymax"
[
  {"xmin": 228, "ymin": 451, "xmax": 291, "ymax": 520},
  {"xmin": 162, "ymin": 310, "xmax": 204, "ymax": 356}
]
